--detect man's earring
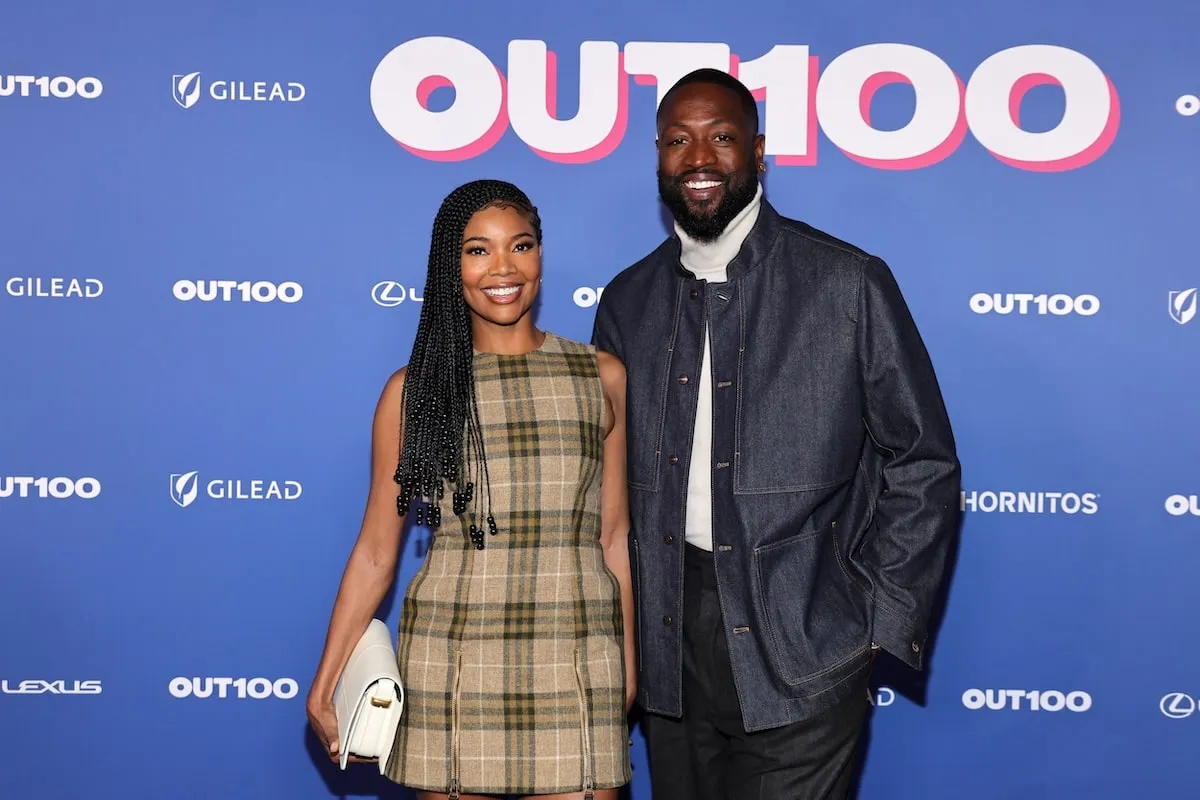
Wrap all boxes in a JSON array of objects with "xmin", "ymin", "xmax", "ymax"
[{"xmin": 757, "ymin": 161, "xmax": 766, "ymax": 173}]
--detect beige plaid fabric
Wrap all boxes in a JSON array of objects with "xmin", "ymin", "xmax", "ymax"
[{"xmin": 385, "ymin": 331, "xmax": 631, "ymax": 795}]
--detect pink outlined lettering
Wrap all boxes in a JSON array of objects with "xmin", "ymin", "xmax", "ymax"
[
  {"xmin": 841, "ymin": 71, "xmax": 967, "ymax": 170},
  {"xmin": 987, "ymin": 73, "xmax": 1120, "ymax": 172},
  {"xmin": 732, "ymin": 54, "xmax": 820, "ymax": 167},
  {"xmin": 398, "ymin": 69, "xmax": 509, "ymax": 161},
  {"xmin": 529, "ymin": 50, "xmax": 630, "ymax": 164}
]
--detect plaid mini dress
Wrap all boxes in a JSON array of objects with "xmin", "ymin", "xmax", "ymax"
[{"xmin": 385, "ymin": 331, "xmax": 631, "ymax": 796}]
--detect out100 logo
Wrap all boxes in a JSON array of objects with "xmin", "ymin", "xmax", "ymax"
[{"xmin": 370, "ymin": 38, "xmax": 1118, "ymax": 171}]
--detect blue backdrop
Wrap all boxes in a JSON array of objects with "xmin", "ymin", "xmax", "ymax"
[{"xmin": 2, "ymin": 1, "xmax": 1198, "ymax": 797}]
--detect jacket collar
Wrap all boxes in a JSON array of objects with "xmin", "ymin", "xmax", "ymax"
[{"xmin": 666, "ymin": 195, "xmax": 783, "ymax": 283}]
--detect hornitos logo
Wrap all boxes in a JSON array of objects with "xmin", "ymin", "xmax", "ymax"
[
  {"xmin": 169, "ymin": 677, "xmax": 298, "ymax": 699},
  {"xmin": 370, "ymin": 38, "xmax": 1118, "ymax": 170},
  {"xmin": 170, "ymin": 471, "xmax": 302, "ymax": 508},
  {"xmin": 172, "ymin": 72, "xmax": 306, "ymax": 109},
  {"xmin": 1, "ymin": 75, "xmax": 102, "ymax": 99},
  {"xmin": 6, "ymin": 277, "xmax": 103, "ymax": 299},
  {"xmin": 1169, "ymin": 289, "xmax": 1197, "ymax": 325},
  {"xmin": 573, "ymin": 287, "xmax": 605, "ymax": 308},
  {"xmin": 960, "ymin": 490, "xmax": 1098, "ymax": 515},
  {"xmin": 1165, "ymin": 495, "xmax": 1200, "ymax": 517},
  {"xmin": 969, "ymin": 293, "xmax": 1099, "ymax": 316},
  {"xmin": 963, "ymin": 688, "xmax": 1091, "ymax": 712},
  {"xmin": 371, "ymin": 281, "xmax": 423, "ymax": 307},
  {"xmin": 172, "ymin": 280, "xmax": 302, "ymax": 303},
  {"xmin": 0, "ymin": 476, "xmax": 101, "ymax": 500}
]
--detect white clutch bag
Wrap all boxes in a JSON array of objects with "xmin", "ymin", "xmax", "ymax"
[{"xmin": 332, "ymin": 618, "xmax": 405, "ymax": 773}]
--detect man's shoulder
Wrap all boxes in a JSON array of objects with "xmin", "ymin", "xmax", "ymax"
[
  {"xmin": 603, "ymin": 236, "xmax": 676, "ymax": 297},
  {"xmin": 770, "ymin": 208, "xmax": 878, "ymax": 266},
  {"xmin": 765, "ymin": 204, "xmax": 906, "ymax": 306}
]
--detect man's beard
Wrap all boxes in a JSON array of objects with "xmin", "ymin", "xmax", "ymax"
[{"xmin": 657, "ymin": 162, "xmax": 759, "ymax": 244}]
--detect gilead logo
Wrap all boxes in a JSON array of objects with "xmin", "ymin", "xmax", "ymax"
[
  {"xmin": 6, "ymin": 277, "xmax": 103, "ymax": 298},
  {"xmin": 370, "ymin": 38, "xmax": 1119, "ymax": 171}
]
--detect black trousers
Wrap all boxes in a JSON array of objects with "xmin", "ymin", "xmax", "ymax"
[{"xmin": 642, "ymin": 543, "xmax": 871, "ymax": 800}]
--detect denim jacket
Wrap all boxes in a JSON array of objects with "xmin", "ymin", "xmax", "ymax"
[{"xmin": 591, "ymin": 199, "xmax": 961, "ymax": 732}]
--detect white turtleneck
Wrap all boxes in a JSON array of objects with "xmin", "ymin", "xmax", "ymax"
[{"xmin": 676, "ymin": 182, "xmax": 762, "ymax": 551}]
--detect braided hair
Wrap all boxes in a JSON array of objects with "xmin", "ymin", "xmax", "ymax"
[{"xmin": 394, "ymin": 179, "xmax": 543, "ymax": 550}]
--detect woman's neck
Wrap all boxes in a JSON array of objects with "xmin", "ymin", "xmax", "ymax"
[{"xmin": 472, "ymin": 317, "xmax": 544, "ymax": 355}]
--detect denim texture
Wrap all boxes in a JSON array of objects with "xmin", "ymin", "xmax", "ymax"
[{"xmin": 591, "ymin": 200, "xmax": 961, "ymax": 731}]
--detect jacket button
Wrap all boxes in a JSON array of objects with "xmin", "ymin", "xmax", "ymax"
[
  {"xmin": 677, "ymin": 375, "xmax": 689, "ymax": 384},
  {"xmin": 664, "ymin": 535, "xmax": 674, "ymax": 544},
  {"xmin": 911, "ymin": 641, "xmax": 921, "ymax": 653},
  {"xmin": 689, "ymin": 289, "xmax": 698, "ymax": 299},
  {"xmin": 663, "ymin": 616, "xmax": 673, "ymax": 626},
  {"xmin": 669, "ymin": 455, "xmax": 678, "ymax": 465}
]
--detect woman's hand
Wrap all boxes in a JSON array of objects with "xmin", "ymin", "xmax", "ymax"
[
  {"xmin": 307, "ymin": 691, "xmax": 341, "ymax": 762},
  {"xmin": 307, "ymin": 692, "xmax": 379, "ymax": 765}
]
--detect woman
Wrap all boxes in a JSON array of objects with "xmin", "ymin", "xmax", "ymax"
[{"xmin": 307, "ymin": 179, "xmax": 635, "ymax": 800}]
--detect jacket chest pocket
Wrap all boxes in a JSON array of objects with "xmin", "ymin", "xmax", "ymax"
[
  {"xmin": 733, "ymin": 333, "xmax": 861, "ymax": 494},
  {"xmin": 624, "ymin": 348, "xmax": 671, "ymax": 492}
]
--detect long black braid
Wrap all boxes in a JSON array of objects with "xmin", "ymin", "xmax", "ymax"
[{"xmin": 394, "ymin": 179, "xmax": 543, "ymax": 550}]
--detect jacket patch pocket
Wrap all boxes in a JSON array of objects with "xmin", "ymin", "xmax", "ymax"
[{"xmin": 751, "ymin": 524, "xmax": 870, "ymax": 687}]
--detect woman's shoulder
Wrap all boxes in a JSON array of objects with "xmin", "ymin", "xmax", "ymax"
[
  {"xmin": 377, "ymin": 365, "xmax": 408, "ymax": 410},
  {"xmin": 542, "ymin": 329, "xmax": 592, "ymax": 353},
  {"xmin": 543, "ymin": 331, "xmax": 624, "ymax": 371}
]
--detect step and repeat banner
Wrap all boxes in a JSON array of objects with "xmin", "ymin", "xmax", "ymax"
[{"xmin": 2, "ymin": 1, "xmax": 1197, "ymax": 798}]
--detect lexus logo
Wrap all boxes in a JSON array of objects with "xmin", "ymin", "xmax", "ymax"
[
  {"xmin": 1160, "ymin": 692, "xmax": 1196, "ymax": 719},
  {"xmin": 371, "ymin": 281, "xmax": 422, "ymax": 307}
]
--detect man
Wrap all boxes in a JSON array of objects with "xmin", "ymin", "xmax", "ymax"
[{"xmin": 591, "ymin": 68, "xmax": 961, "ymax": 799}]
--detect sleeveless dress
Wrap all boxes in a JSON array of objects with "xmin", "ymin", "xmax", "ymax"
[{"xmin": 385, "ymin": 331, "xmax": 631, "ymax": 796}]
